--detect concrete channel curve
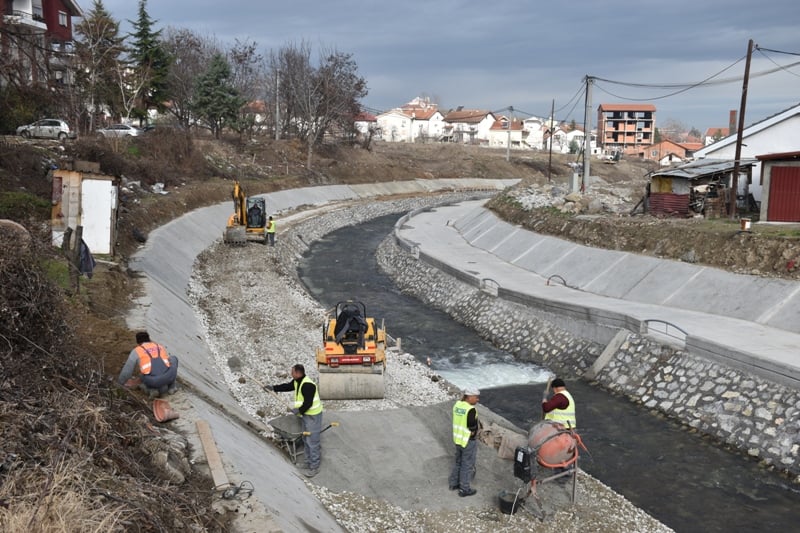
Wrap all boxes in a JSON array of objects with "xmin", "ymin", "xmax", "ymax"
[
  {"xmin": 129, "ymin": 179, "xmax": 800, "ymax": 531},
  {"xmin": 127, "ymin": 179, "xmax": 518, "ymax": 532}
]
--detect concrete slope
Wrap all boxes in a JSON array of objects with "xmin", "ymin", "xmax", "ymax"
[
  {"xmin": 127, "ymin": 180, "xmax": 518, "ymax": 532},
  {"xmin": 456, "ymin": 204, "xmax": 800, "ymax": 331},
  {"xmin": 395, "ymin": 201, "xmax": 800, "ymax": 389}
]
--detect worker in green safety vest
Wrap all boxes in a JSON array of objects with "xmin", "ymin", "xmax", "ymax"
[{"xmin": 448, "ymin": 387, "xmax": 480, "ymax": 497}]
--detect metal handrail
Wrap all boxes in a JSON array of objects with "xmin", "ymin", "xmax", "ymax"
[
  {"xmin": 641, "ymin": 319, "xmax": 688, "ymax": 342},
  {"xmin": 546, "ymin": 274, "xmax": 567, "ymax": 287}
]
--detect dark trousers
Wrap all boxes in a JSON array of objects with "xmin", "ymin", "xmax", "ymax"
[{"xmin": 448, "ymin": 439, "xmax": 477, "ymax": 490}]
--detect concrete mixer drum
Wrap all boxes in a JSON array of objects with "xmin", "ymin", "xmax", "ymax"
[{"xmin": 528, "ymin": 420, "xmax": 578, "ymax": 468}]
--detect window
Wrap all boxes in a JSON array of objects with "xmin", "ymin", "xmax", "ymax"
[
  {"xmin": 651, "ymin": 150, "xmax": 658, "ymax": 157},
  {"xmin": 59, "ymin": 11, "xmax": 67, "ymax": 26}
]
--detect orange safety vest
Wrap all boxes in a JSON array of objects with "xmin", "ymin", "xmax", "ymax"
[{"xmin": 135, "ymin": 342, "xmax": 170, "ymax": 375}]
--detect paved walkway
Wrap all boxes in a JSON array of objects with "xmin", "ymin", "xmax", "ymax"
[{"xmin": 395, "ymin": 200, "xmax": 800, "ymax": 389}]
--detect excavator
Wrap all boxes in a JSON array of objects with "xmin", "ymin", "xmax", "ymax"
[
  {"xmin": 223, "ymin": 180, "xmax": 268, "ymax": 245},
  {"xmin": 315, "ymin": 301, "xmax": 386, "ymax": 400}
]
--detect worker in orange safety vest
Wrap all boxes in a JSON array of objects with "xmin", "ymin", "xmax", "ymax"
[{"xmin": 118, "ymin": 331, "xmax": 179, "ymax": 398}]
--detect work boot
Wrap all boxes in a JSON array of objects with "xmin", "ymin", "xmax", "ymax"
[
  {"xmin": 458, "ymin": 488, "xmax": 477, "ymax": 497},
  {"xmin": 449, "ymin": 484, "xmax": 459, "ymax": 491},
  {"xmin": 304, "ymin": 468, "xmax": 318, "ymax": 478}
]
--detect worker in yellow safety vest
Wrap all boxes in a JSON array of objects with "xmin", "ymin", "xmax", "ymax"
[
  {"xmin": 266, "ymin": 216, "xmax": 276, "ymax": 246},
  {"xmin": 269, "ymin": 364, "xmax": 323, "ymax": 477},
  {"xmin": 448, "ymin": 388, "xmax": 480, "ymax": 497},
  {"xmin": 542, "ymin": 377, "xmax": 576, "ymax": 428}
]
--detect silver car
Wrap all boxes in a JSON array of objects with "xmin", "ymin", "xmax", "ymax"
[
  {"xmin": 16, "ymin": 119, "xmax": 75, "ymax": 140},
  {"xmin": 96, "ymin": 124, "xmax": 143, "ymax": 137}
]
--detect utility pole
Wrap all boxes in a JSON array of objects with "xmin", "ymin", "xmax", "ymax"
[
  {"xmin": 506, "ymin": 106, "xmax": 513, "ymax": 162},
  {"xmin": 275, "ymin": 69, "xmax": 280, "ymax": 141},
  {"xmin": 582, "ymin": 76, "xmax": 593, "ymax": 193},
  {"xmin": 730, "ymin": 39, "xmax": 753, "ymax": 217},
  {"xmin": 547, "ymin": 99, "xmax": 554, "ymax": 182}
]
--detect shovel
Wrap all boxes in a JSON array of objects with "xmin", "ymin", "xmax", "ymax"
[{"xmin": 541, "ymin": 377, "xmax": 553, "ymax": 420}]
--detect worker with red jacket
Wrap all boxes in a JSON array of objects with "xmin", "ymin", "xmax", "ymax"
[
  {"xmin": 118, "ymin": 331, "xmax": 179, "ymax": 398},
  {"xmin": 542, "ymin": 377, "xmax": 576, "ymax": 428}
]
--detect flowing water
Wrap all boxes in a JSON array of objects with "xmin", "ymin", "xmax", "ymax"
[{"xmin": 297, "ymin": 213, "xmax": 800, "ymax": 533}]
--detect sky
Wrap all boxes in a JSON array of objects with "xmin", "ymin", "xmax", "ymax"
[{"xmin": 94, "ymin": 0, "xmax": 799, "ymax": 134}]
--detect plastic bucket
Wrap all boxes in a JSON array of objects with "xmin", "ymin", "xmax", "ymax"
[
  {"xmin": 740, "ymin": 218, "xmax": 751, "ymax": 231},
  {"xmin": 153, "ymin": 399, "xmax": 180, "ymax": 422},
  {"xmin": 498, "ymin": 490, "xmax": 523, "ymax": 515}
]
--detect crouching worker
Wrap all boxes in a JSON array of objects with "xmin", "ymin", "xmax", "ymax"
[{"xmin": 118, "ymin": 331, "xmax": 179, "ymax": 398}]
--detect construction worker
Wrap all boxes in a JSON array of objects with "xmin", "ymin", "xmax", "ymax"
[
  {"xmin": 449, "ymin": 387, "xmax": 480, "ymax": 497},
  {"xmin": 268, "ymin": 364, "xmax": 323, "ymax": 477},
  {"xmin": 542, "ymin": 377, "xmax": 576, "ymax": 429},
  {"xmin": 266, "ymin": 216, "xmax": 276, "ymax": 246},
  {"xmin": 118, "ymin": 331, "xmax": 179, "ymax": 398}
]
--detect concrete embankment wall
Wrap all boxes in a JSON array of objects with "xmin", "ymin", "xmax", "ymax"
[{"xmin": 380, "ymin": 224, "xmax": 800, "ymax": 479}]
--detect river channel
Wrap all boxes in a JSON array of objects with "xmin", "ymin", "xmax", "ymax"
[{"xmin": 296, "ymin": 213, "xmax": 799, "ymax": 533}]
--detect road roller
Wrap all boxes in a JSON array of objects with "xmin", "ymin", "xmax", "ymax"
[{"xmin": 315, "ymin": 300, "xmax": 386, "ymax": 400}]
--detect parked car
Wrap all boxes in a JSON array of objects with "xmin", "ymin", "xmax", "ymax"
[
  {"xmin": 16, "ymin": 119, "xmax": 75, "ymax": 140},
  {"xmin": 96, "ymin": 124, "xmax": 143, "ymax": 138}
]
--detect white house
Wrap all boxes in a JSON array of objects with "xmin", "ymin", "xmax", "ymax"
[
  {"xmin": 376, "ymin": 110, "xmax": 412, "ymax": 142},
  {"xmin": 354, "ymin": 111, "xmax": 377, "ymax": 137},
  {"xmin": 441, "ymin": 108, "xmax": 496, "ymax": 145},
  {"xmin": 523, "ymin": 116, "xmax": 547, "ymax": 149},
  {"xmin": 487, "ymin": 116, "xmax": 525, "ymax": 149},
  {"xmin": 375, "ymin": 97, "xmax": 444, "ymax": 142},
  {"xmin": 693, "ymin": 103, "xmax": 800, "ymax": 201}
]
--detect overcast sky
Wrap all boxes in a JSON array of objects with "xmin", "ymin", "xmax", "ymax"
[{"xmin": 96, "ymin": 0, "xmax": 799, "ymax": 133}]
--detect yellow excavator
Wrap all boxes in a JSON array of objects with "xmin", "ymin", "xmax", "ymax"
[
  {"xmin": 315, "ymin": 301, "xmax": 386, "ymax": 400},
  {"xmin": 223, "ymin": 180, "xmax": 268, "ymax": 245}
]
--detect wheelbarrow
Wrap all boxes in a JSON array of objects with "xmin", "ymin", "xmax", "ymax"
[{"xmin": 268, "ymin": 414, "xmax": 339, "ymax": 464}]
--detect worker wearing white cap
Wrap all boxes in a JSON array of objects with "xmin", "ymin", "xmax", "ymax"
[{"xmin": 448, "ymin": 387, "xmax": 480, "ymax": 497}]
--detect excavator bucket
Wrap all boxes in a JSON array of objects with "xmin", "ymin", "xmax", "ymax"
[{"xmin": 223, "ymin": 226, "xmax": 247, "ymax": 245}]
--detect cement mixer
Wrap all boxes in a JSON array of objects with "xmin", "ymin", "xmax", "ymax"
[{"xmin": 509, "ymin": 420, "xmax": 588, "ymax": 510}]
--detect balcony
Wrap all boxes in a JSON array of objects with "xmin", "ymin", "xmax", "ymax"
[{"xmin": 4, "ymin": 10, "xmax": 47, "ymax": 31}]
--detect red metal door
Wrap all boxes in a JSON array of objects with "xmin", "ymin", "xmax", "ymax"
[{"xmin": 767, "ymin": 166, "xmax": 800, "ymax": 222}]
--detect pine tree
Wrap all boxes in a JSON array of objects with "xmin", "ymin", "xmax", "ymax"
[
  {"xmin": 192, "ymin": 53, "xmax": 244, "ymax": 139},
  {"xmin": 128, "ymin": 0, "xmax": 171, "ymax": 122}
]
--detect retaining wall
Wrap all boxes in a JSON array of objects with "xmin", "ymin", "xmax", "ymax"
[{"xmin": 379, "ymin": 227, "xmax": 800, "ymax": 479}]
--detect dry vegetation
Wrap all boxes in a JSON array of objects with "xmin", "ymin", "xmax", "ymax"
[{"xmin": 1, "ymin": 130, "xmax": 798, "ymax": 531}]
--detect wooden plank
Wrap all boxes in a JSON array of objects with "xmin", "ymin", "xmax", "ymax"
[{"xmin": 196, "ymin": 420, "xmax": 229, "ymax": 489}]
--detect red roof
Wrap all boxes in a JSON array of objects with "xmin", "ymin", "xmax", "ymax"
[
  {"xmin": 443, "ymin": 109, "xmax": 493, "ymax": 123},
  {"xmin": 401, "ymin": 108, "xmax": 439, "ymax": 120},
  {"xmin": 705, "ymin": 127, "xmax": 729, "ymax": 137},
  {"xmin": 756, "ymin": 151, "xmax": 800, "ymax": 161},
  {"xmin": 354, "ymin": 112, "xmax": 377, "ymax": 122},
  {"xmin": 598, "ymin": 103, "xmax": 656, "ymax": 112},
  {"xmin": 490, "ymin": 117, "xmax": 524, "ymax": 131}
]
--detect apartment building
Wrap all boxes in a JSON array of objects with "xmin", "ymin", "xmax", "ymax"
[
  {"xmin": 1, "ymin": 0, "xmax": 83, "ymax": 87},
  {"xmin": 597, "ymin": 103, "xmax": 656, "ymax": 155}
]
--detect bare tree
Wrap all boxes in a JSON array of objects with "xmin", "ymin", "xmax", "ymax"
[
  {"xmin": 162, "ymin": 27, "xmax": 219, "ymax": 128},
  {"xmin": 277, "ymin": 42, "xmax": 367, "ymax": 169},
  {"xmin": 74, "ymin": 0, "xmax": 125, "ymax": 131}
]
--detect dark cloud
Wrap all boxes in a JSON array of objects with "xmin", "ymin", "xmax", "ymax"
[{"xmin": 99, "ymin": 0, "xmax": 800, "ymax": 128}]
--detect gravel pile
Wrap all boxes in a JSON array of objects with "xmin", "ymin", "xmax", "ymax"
[{"xmin": 187, "ymin": 194, "xmax": 672, "ymax": 532}]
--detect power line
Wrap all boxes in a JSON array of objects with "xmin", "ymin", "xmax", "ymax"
[
  {"xmin": 756, "ymin": 46, "xmax": 800, "ymax": 57},
  {"xmin": 756, "ymin": 48, "xmax": 800, "ymax": 78}
]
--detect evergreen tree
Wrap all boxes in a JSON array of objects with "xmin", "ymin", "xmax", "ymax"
[
  {"xmin": 128, "ymin": 0, "xmax": 171, "ymax": 121},
  {"xmin": 192, "ymin": 53, "xmax": 244, "ymax": 139},
  {"xmin": 74, "ymin": 0, "xmax": 125, "ymax": 130}
]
